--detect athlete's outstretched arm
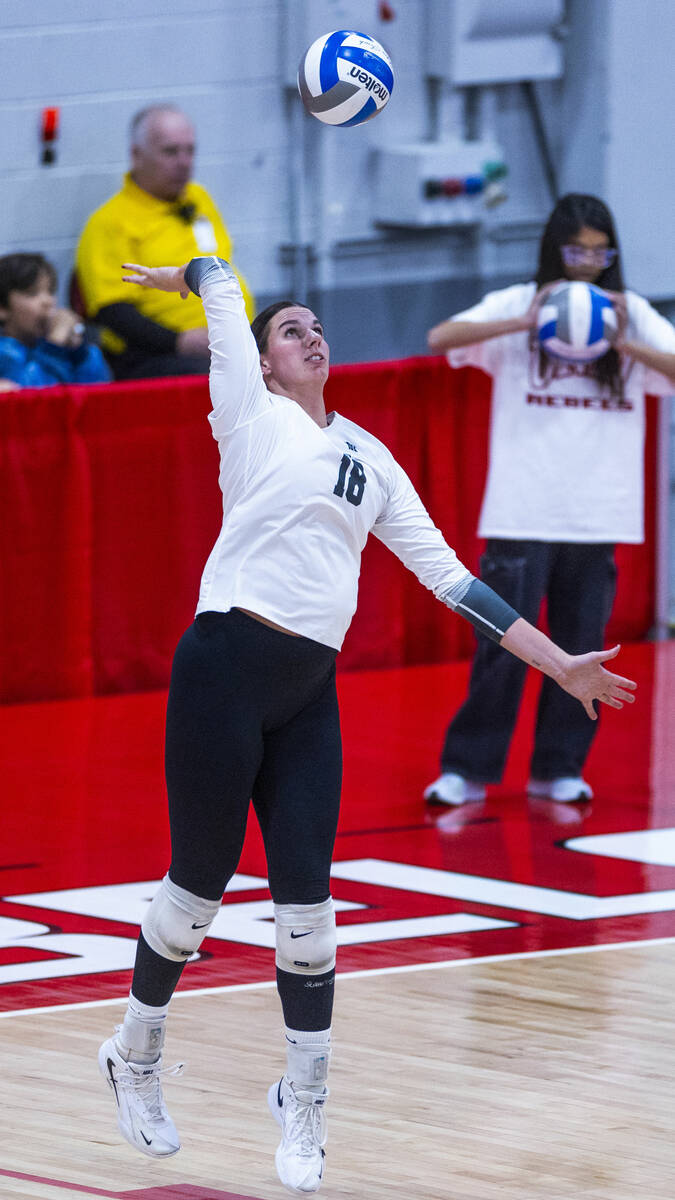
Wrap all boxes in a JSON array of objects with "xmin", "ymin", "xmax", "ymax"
[
  {"xmin": 122, "ymin": 263, "xmax": 189, "ymax": 295},
  {"xmin": 372, "ymin": 459, "xmax": 637, "ymax": 720},
  {"xmin": 441, "ymin": 577, "xmax": 636, "ymax": 720},
  {"xmin": 447, "ymin": 578, "xmax": 636, "ymax": 719},
  {"xmin": 500, "ymin": 619, "xmax": 636, "ymax": 719},
  {"xmin": 122, "ymin": 259, "xmax": 269, "ymax": 434}
]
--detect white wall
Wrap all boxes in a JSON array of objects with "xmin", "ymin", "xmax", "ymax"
[
  {"xmin": 0, "ymin": 1, "xmax": 672, "ymax": 329},
  {"xmin": 606, "ymin": 0, "xmax": 675, "ymax": 301},
  {"xmin": 0, "ymin": 1, "xmax": 287, "ymax": 296},
  {"xmin": 0, "ymin": 0, "xmax": 571, "ymax": 308},
  {"xmin": 559, "ymin": 0, "xmax": 675, "ymax": 628},
  {"xmin": 560, "ymin": 0, "xmax": 675, "ymax": 301}
]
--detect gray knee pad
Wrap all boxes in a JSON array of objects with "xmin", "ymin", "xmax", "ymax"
[
  {"xmin": 141, "ymin": 874, "xmax": 221, "ymax": 962},
  {"xmin": 274, "ymin": 897, "xmax": 336, "ymax": 976}
]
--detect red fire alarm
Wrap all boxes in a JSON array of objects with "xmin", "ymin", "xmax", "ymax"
[{"xmin": 40, "ymin": 106, "xmax": 60, "ymax": 165}]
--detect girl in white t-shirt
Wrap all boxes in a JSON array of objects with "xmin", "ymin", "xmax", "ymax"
[
  {"xmin": 95, "ymin": 254, "xmax": 636, "ymax": 1195},
  {"xmin": 425, "ymin": 193, "xmax": 675, "ymax": 810}
]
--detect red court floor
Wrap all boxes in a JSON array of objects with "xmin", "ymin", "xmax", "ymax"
[{"xmin": 0, "ymin": 640, "xmax": 673, "ymax": 1015}]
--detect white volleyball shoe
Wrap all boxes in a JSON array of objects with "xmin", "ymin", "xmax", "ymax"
[
  {"xmin": 528, "ymin": 777, "xmax": 593, "ymax": 803},
  {"xmin": 98, "ymin": 1033, "xmax": 183, "ymax": 1158},
  {"xmin": 268, "ymin": 1074, "xmax": 328, "ymax": 1193},
  {"xmin": 423, "ymin": 772, "xmax": 487, "ymax": 806}
]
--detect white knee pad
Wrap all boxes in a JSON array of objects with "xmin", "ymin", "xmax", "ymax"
[
  {"xmin": 274, "ymin": 897, "xmax": 336, "ymax": 976},
  {"xmin": 141, "ymin": 874, "xmax": 221, "ymax": 963}
]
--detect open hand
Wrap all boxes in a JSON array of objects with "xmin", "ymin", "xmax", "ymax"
[
  {"xmin": 558, "ymin": 644, "xmax": 637, "ymax": 720},
  {"xmin": 122, "ymin": 263, "xmax": 190, "ymax": 299}
]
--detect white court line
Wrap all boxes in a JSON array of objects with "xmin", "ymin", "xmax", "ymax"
[{"xmin": 1, "ymin": 934, "xmax": 674, "ymax": 1020}]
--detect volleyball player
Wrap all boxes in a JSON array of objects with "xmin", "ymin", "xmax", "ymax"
[{"xmin": 97, "ymin": 255, "xmax": 636, "ymax": 1195}]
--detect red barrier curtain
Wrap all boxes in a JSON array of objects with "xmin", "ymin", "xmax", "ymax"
[{"xmin": 0, "ymin": 360, "xmax": 657, "ymax": 704}]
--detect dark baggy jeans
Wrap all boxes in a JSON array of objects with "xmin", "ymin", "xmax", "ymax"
[{"xmin": 440, "ymin": 539, "xmax": 617, "ymax": 783}]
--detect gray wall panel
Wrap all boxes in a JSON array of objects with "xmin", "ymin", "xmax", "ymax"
[
  {"xmin": 0, "ymin": 14, "xmax": 278, "ymax": 98},
  {"xmin": 0, "ymin": 1, "xmax": 672, "ymax": 329},
  {"xmin": 0, "ymin": 2, "xmax": 229, "ymax": 24}
]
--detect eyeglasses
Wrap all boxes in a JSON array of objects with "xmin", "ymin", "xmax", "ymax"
[{"xmin": 561, "ymin": 244, "xmax": 618, "ymax": 269}]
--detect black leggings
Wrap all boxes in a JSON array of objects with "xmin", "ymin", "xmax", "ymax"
[{"xmin": 165, "ymin": 609, "xmax": 342, "ymax": 904}]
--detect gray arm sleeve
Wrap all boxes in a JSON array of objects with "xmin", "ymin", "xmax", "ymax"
[
  {"xmin": 439, "ymin": 577, "xmax": 520, "ymax": 643},
  {"xmin": 184, "ymin": 256, "xmax": 235, "ymax": 297}
]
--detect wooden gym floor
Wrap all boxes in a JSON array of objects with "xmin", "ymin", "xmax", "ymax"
[{"xmin": 1, "ymin": 640, "xmax": 674, "ymax": 1198}]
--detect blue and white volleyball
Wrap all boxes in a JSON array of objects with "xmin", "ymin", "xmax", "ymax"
[
  {"xmin": 537, "ymin": 281, "xmax": 617, "ymax": 363},
  {"xmin": 297, "ymin": 30, "xmax": 394, "ymax": 127}
]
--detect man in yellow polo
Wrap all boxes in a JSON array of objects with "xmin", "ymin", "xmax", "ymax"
[{"xmin": 75, "ymin": 105, "xmax": 254, "ymax": 379}]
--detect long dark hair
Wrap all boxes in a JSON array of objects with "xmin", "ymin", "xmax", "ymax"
[
  {"xmin": 251, "ymin": 300, "xmax": 309, "ymax": 352},
  {"xmin": 535, "ymin": 193, "xmax": 625, "ymax": 392}
]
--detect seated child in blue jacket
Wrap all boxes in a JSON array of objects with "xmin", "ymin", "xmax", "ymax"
[{"xmin": 0, "ymin": 253, "xmax": 111, "ymax": 387}]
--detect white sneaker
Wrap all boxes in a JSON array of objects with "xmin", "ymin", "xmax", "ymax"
[
  {"xmin": 528, "ymin": 777, "xmax": 593, "ymax": 803},
  {"xmin": 268, "ymin": 1075, "xmax": 327, "ymax": 1194},
  {"xmin": 98, "ymin": 1034, "xmax": 183, "ymax": 1158},
  {"xmin": 424, "ymin": 772, "xmax": 486, "ymax": 806}
]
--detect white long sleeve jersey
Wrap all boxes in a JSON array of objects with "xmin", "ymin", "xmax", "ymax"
[
  {"xmin": 448, "ymin": 283, "xmax": 675, "ymax": 543},
  {"xmin": 195, "ymin": 260, "xmax": 471, "ymax": 649}
]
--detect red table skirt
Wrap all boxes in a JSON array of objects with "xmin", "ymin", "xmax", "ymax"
[{"xmin": 0, "ymin": 359, "xmax": 656, "ymax": 704}]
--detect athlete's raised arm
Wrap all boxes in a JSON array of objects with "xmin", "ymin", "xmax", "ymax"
[
  {"xmin": 122, "ymin": 263, "xmax": 190, "ymax": 296},
  {"xmin": 123, "ymin": 258, "xmax": 269, "ymax": 434}
]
